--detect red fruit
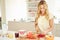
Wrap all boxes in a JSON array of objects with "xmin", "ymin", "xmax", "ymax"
[
  {"xmin": 26, "ymin": 32, "xmax": 34, "ymax": 39},
  {"xmin": 37, "ymin": 34, "xmax": 45, "ymax": 38}
]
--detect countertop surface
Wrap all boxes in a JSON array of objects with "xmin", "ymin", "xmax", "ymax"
[{"xmin": 0, "ymin": 37, "xmax": 60, "ymax": 40}]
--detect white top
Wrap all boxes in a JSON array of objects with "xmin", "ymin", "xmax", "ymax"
[{"xmin": 38, "ymin": 13, "xmax": 53, "ymax": 32}]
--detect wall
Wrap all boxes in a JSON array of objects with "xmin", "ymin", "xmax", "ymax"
[
  {"xmin": 0, "ymin": 0, "xmax": 1, "ymax": 17},
  {"xmin": 5, "ymin": 0, "xmax": 27, "ymax": 21}
]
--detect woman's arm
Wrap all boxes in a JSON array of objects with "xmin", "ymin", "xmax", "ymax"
[
  {"xmin": 48, "ymin": 18, "xmax": 54, "ymax": 31},
  {"xmin": 35, "ymin": 19, "xmax": 40, "ymax": 34}
]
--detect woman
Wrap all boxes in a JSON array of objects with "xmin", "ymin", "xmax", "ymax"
[{"xmin": 35, "ymin": 0, "xmax": 54, "ymax": 35}]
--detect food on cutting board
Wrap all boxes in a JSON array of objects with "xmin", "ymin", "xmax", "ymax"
[
  {"xmin": 26, "ymin": 32, "xmax": 37, "ymax": 39},
  {"xmin": 45, "ymin": 35, "xmax": 54, "ymax": 40},
  {"xmin": 37, "ymin": 34, "xmax": 45, "ymax": 38}
]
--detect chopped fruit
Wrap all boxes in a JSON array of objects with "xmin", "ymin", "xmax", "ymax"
[
  {"xmin": 26, "ymin": 32, "xmax": 36, "ymax": 39},
  {"xmin": 37, "ymin": 34, "xmax": 45, "ymax": 38},
  {"xmin": 45, "ymin": 35, "xmax": 54, "ymax": 40}
]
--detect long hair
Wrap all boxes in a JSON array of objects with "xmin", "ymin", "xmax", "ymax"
[
  {"xmin": 36, "ymin": 1, "xmax": 49, "ymax": 20},
  {"xmin": 35, "ymin": 0, "xmax": 49, "ymax": 26}
]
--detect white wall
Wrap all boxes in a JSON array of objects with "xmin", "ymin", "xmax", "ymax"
[
  {"xmin": 46, "ymin": 0, "xmax": 55, "ymax": 14},
  {"xmin": 54, "ymin": 0, "xmax": 60, "ymax": 19},
  {"xmin": 0, "ymin": 0, "xmax": 1, "ymax": 17},
  {"xmin": 5, "ymin": 0, "xmax": 27, "ymax": 21},
  {"xmin": 46, "ymin": 0, "xmax": 60, "ymax": 24},
  {"xmin": 0, "ymin": 6, "xmax": 1, "ymax": 17}
]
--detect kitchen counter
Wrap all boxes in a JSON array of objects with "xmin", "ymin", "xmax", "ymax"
[
  {"xmin": 0, "ymin": 30, "xmax": 60, "ymax": 40},
  {"xmin": 0, "ymin": 37, "xmax": 60, "ymax": 40}
]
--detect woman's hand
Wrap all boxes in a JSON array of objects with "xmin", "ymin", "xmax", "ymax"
[{"xmin": 42, "ymin": 31, "xmax": 48, "ymax": 35}]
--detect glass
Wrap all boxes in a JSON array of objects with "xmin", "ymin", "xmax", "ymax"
[{"xmin": 15, "ymin": 33, "xmax": 19, "ymax": 38}]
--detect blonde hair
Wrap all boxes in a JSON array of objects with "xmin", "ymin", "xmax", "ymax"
[
  {"xmin": 35, "ymin": 0, "xmax": 49, "ymax": 25},
  {"xmin": 35, "ymin": 1, "xmax": 49, "ymax": 26}
]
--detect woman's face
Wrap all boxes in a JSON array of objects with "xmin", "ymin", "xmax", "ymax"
[{"xmin": 39, "ymin": 5, "xmax": 46, "ymax": 15}]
